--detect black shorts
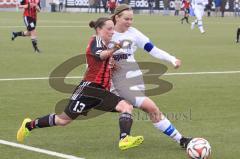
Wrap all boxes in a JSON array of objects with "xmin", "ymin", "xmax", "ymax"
[
  {"xmin": 64, "ymin": 81, "xmax": 122, "ymax": 120},
  {"xmin": 23, "ymin": 16, "xmax": 36, "ymax": 31},
  {"xmin": 184, "ymin": 8, "xmax": 190, "ymax": 14}
]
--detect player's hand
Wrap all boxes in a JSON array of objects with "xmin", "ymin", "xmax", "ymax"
[
  {"xmin": 109, "ymin": 57, "xmax": 120, "ymax": 71},
  {"xmin": 174, "ymin": 59, "xmax": 181, "ymax": 69}
]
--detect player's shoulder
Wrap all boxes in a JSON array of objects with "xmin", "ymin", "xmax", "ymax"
[
  {"xmin": 128, "ymin": 27, "xmax": 141, "ymax": 33},
  {"xmin": 128, "ymin": 27, "xmax": 145, "ymax": 37}
]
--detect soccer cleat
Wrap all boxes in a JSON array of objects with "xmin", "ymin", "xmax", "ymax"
[
  {"xmin": 236, "ymin": 39, "xmax": 239, "ymax": 43},
  {"xmin": 180, "ymin": 137, "xmax": 192, "ymax": 149},
  {"xmin": 119, "ymin": 135, "xmax": 144, "ymax": 150},
  {"xmin": 11, "ymin": 32, "xmax": 17, "ymax": 41},
  {"xmin": 17, "ymin": 118, "xmax": 32, "ymax": 142}
]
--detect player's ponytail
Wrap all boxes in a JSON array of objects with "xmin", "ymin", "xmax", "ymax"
[
  {"xmin": 89, "ymin": 21, "xmax": 96, "ymax": 29},
  {"xmin": 89, "ymin": 17, "xmax": 112, "ymax": 30}
]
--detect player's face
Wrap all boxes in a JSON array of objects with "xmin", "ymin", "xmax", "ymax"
[
  {"xmin": 98, "ymin": 20, "xmax": 114, "ymax": 43},
  {"xmin": 116, "ymin": 10, "xmax": 133, "ymax": 31}
]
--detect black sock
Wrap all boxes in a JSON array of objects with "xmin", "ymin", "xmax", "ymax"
[
  {"xmin": 15, "ymin": 31, "xmax": 24, "ymax": 37},
  {"xmin": 186, "ymin": 17, "xmax": 189, "ymax": 23},
  {"xmin": 119, "ymin": 112, "xmax": 133, "ymax": 140},
  {"xmin": 31, "ymin": 38, "xmax": 39, "ymax": 51},
  {"xmin": 26, "ymin": 114, "xmax": 56, "ymax": 131},
  {"xmin": 237, "ymin": 28, "xmax": 240, "ymax": 42}
]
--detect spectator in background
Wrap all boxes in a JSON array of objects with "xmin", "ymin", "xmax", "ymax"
[
  {"xmin": 220, "ymin": 0, "xmax": 226, "ymax": 17},
  {"xmin": 180, "ymin": 0, "xmax": 190, "ymax": 23},
  {"xmin": 163, "ymin": 0, "xmax": 170, "ymax": 15},
  {"xmin": 234, "ymin": 0, "xmax": 240, "ymax": 16},
  {"xmin": 174, "ymin": 0, "xmax": 181, "ymax": 16},
  {"xmin": 102, "ymin": 0, "xmax": 108, "ymax": 13},
  {"xmin": 59, "ymin": 0, "xmax": 64, "ymax": 12},
  {"xmin": 95, "ymin": 0, "xmax": 101, "ymax": 13},
  {"xmin": 206, "ymin": 0, "xmax": 212, "ymax": 17},
  {"xmin": 148, "ymin": 0, "xmax": 154, "ymax": 14},
  {"xmin": 88, "ymin": 0, "xmax": 95, "ymax": 13},
  {"xmin": 108, "ymin": 0, "xmax": 118, "ymax": 14},
  {"xmin": 214, "ymin": 0, "xmax": 221, "ymax": 16}
]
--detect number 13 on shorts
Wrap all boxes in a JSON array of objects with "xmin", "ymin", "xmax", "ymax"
[{"xmin": 72, "ymin": 101, "xmax": 86, "ymax": 113}]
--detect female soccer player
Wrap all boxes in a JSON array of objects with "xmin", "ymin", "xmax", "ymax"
[
  {"xmin": 190, "ymin": 0, "xmax": 208, "ymax": 34},
  {"xmin": 17, "ymin": 17, "xmax": 143, "ymax": 150},
  {"xmin": 110, "ymin": 4, "xmax": 192, "ymax": 149},
  {"xmin": 236, "ymin": 27, "xmax": 240, "ymax": 43},
  {"xmin": 11, "ymin": 0, "xmax": 41, "ymax": 53},
  {"xmin": 180, "ymin": 0, "xmax": 190, "ymax": 24}
]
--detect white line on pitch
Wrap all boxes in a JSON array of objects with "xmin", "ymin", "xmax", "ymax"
[
  {"xmin": 0, "ymin": 70, "xmax": 240, "ymax": 82},
  {"xmin": 0, "ymin": 139, "xmax": 84, "ymax": 159}
]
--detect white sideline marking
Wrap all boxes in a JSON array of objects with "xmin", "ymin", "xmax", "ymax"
[
  {"xmin": 0, "ymin": 139, "xmax": 84, "ymax": 159},
  {"xmin": 164, "ymin": 70, "xmax": 240, "ymax": 76},
  {"xmin": 0, "ymin": 25, "xmax": 88, "ymax": 28},
  {"xmin": 0, "ymin": 71, "xmax": 240, "ymax": 82}
]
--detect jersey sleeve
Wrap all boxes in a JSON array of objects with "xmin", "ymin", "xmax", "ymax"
[
  {"xmin": 90, "ymin": 36, "xmax": 105, "ymax": 59},
  {"xmin": 131, "ymin": 27, "xmax": 150, "ymax": 49}
]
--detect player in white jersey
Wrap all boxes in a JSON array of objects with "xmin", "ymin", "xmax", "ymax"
[
  {"xmin": 191, "ymin": 0, "xmax": 208, "ymax": 33},
  {"xmin": 110, "ymin": 4, "xmax": 192, "ymax": 149}
]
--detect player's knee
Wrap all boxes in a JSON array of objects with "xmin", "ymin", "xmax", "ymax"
[
  {"xmin": 140, "ymin": 97, "xmax": 159, "ymax": 114},
  {"xmin": 116, "ymin": 100, "xmax": 133, "ymax": 113},
  {"xmin": 57, "ymin": 119, "xmax": 72, "ymax": 126},
  {"xmin": 55, "ymin": 114, "xmax": 72, "ymax": 126}
]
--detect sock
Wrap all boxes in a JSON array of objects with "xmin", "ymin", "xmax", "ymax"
[
  {"xmin": 153, "ymin": 117, "xmax": 182, "ymax": 143},
  {"xmin": 197, "ymin": 20, "xmax": 205, "ymax": 33},
  {"xmin": 237, "ymin": 28, "xmax": 240, "ymax": 42},
  {"xmin": 194, "ymin": 19, "xmax": 198, "ymax": 24},
  {"xmin": 31, "ymin": 38, "xmax": 39, "ymax": 51},
  {"xmin": 119, "ymin": 112, "xmax": 133, "ymax": 140},
  {"xmin": 26, "ymin": 114, "xmax": 56, "ymax": 131},
  {"xmin": 186, "ymin": 17, "xmax": 189, "ymax": 23},
  {"xmin": 208, "ymin": 11, "xmax": 210, "ymax": 17},
  {"xmin": 15, "ymin": 31, "xmax": 24, "ymax": 37}
]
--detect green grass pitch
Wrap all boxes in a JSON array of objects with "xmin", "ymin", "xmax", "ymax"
[{"xmin": 0, "ymin": 11, "xmax": 240, "ymax": 159}]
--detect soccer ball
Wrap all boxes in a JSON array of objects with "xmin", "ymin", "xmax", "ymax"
[{"xmin": 186, "ymin": 138, "xmax": 211, "ymax": 159}]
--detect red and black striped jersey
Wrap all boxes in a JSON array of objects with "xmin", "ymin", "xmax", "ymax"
[
  {"xmin": 183, "ymin": 0, "xmax": 190, "ymax": 9},
  {"xmin": 83, "ymin": 36, "xmax": 111, "ymax": 90},
  {"xmin": 22, "ymin": 0, "xmax": 38, "ymax": 19}
]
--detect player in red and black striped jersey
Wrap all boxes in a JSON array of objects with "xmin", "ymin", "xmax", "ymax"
[
  {"xmin": 180, "ymin": 0, "xmax": 190, "ymax": 24},
  {"xmin": 17, "ymin": 17, "xmax": 144, "ymax": 150},
  {"xmin": 83, "ymin": 35, "xmax": 112, "ymax": 90},
  {"xmin": 11, "ymin": 0, "xmax": 41, "ymax": 53}
]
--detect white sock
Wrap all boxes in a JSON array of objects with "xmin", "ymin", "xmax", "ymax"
[
  {"xmin": 153, "ymin": 117, "xmax": 182, "ymax": 143},
  {"xmin": 197, "ymin": 20, "xmax": 205, "ymax": 33}
]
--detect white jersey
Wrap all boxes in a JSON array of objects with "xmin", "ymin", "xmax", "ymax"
[
  {"xmin": 109, "ymin": 27, "xmax": 149, "ymax": 106},
  {"xmin": 110, "ymin": 27, "xmax": 176, "ymax": 107},
  {"xmin": 110, "ymin": 27, "xmax": 149, "ymax": 79},
  {"xmin": 191, "ymin": 0, "xmax": 208, "ymax": 9}
]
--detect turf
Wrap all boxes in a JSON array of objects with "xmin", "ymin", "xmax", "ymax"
[{"xmin": 0, "ymin": 11, "xmax": 240, "ymax": 159}]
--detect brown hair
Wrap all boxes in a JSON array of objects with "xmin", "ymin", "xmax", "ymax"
[
  {"xmin": 111, "ymin": 4, "xmax": 132, "ymax": 24},
  {"xmin": 89, "ymin": 17, "xmax": 112, "ymax": 30}
]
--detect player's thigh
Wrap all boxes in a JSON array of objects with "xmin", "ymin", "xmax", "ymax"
[
  {"xmin": 64, "ymin": 95, "xmax": 102, "ymax": 120},
  {"xmin": 23, "ymin": 16, "xmax": 36, "ymax": 31}
]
